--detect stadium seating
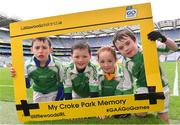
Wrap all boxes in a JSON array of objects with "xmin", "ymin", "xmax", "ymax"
[{"xmin": 0, "ymin": 20, "xmax": 180, "ymax": 64}]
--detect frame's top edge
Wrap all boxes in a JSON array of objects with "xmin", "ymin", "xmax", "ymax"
[{"xmin": 10, "ymin": 3, "xmax": 152, "ymax": 38}]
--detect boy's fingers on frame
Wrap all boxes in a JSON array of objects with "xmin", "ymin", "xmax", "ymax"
[
  {"xmin": 10, "ymin": 67, "xmax": 15, "ymax": 72},
  {"xmin": 10, "ymin": 69, "xmax": 15, "ymax": 73},
  {"xmin": 10, "ymin": 68, "xmax": 14, "ymax": 72},
  {"xmin": 10, "ymin": 66, "xmax": 14, "ymax": 70},
  {"xmin": 10, "ymin": 68, "xmax": 16, "ymax": 77},
  {"xmin": 10, "ymin": 73, "xmax": 16, "ymax": 77},
  {"xmin": 97, "ymin": 116, "xmax": 107, "ymax": 119}
]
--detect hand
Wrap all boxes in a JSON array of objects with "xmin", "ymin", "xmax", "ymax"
[
  {"xmin": 135, "ymin": 113, "xmax": 147, "ymax": 118},
  {"xmin": 97, "ymin": 115, "xmax": 111, "ymax": 119},
  {"xmin": 148, "ymin": 31, "xmax": 167, "ymax": 43},
  {"xmin": 97, "ymin": 116, "xmax": 106, "ymax": 119},
  {"xmin": 10, "ymin": 67, "xmax": 16, "ymax": 77}
]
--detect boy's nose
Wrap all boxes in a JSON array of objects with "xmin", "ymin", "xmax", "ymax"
[
  {"xmin": 104, "ymin": 63, "xmax": 110, "ymax": 67},
  {"xmin": 78, "ymin": 57, "xmax": 84, "ymax": 62},
  {"xmin": 104, "ymin": 63, "xmax": 108, "ymax": 66},
  {"xmin": 38, "ymin": 48, "xmax": 44, "ymax": 52},
  {"xmin": 124, "ymin": 46, "xmax": 129, "ymax": 51}
]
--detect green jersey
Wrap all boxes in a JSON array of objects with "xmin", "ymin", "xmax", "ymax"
[
  {"xmin": 98, "ymin": 63, "xmax": 133, "ymax": 97},
  {"xmin": 64, "ymin": 62, "xmax": 99, "ymax": 98},
  {"xmin": 25, "ymin": 55, "xmax": 64, "ymax": 94},
  {"xmin": 123, "ymin": 48, "xmax": 169, "ymax": 90}
]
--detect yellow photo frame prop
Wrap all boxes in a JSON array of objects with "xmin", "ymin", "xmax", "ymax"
[{"xmin": 10, "ymin": 3, "xmax": 164, "ymax": 122}]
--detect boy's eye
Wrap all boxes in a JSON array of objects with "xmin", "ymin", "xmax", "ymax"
[
  {"xmin": 35, "ymin": 46, "xmax": 40, "ymax": 50},
  {"xmin": 83, "ymin": 55, "xmax": 87, "ymax": 58},
  {"xmin": 43, "ymin": 46, "xmax": 48, "ymax": 49},
  {"xmin": 125, "ymin": 41, "xmax": 130, "ymax": 46},
  {"xmin": 100, "ymin": 60, "xmax": 105, "ymax": 63},
  {"xmin": 108, "ymin": 60, "xmax": 112, "ymax": 63},
  {"xmin": 118, "ymin": 46, "xmax": 123, "ymax": 50},
  {"xmin": 74, "ymin": 56, "xmax": 79, "ymax": 58}
]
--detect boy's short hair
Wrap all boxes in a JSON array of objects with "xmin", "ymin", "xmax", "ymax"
[
  {"xmin": 31, "ymin": 37, "xmax": 52, "ymax": 47},
  {"xmin": 113, "ymin": 29, "xmax": 136, "ymax": 50},
  {"xmin": 71, "ymin": 41, "xmax": 91, "ymax": 54}
]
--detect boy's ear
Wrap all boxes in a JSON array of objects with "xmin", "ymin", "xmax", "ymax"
[
  {"xmin": 71, "ymin": 54, "xmax": 73, "ymax": 59},
  {"xmin": 50, "ymin": 48, "xmax": 53, "ymax": 53},
  {"xmin": 96, "ymin": 57, "xmax": 99, "ymax": 63},
  {"xmin": 30, "ymin": 47, "xmax": 33, "ymax": 53},
  {"xmin": 89, "ymin": 53, "xmax": 92, "ymax": 58}
]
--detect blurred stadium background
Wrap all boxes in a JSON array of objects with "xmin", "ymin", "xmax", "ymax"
[
  {"xmin": 0, "ymin": 16, "xmax": 180, "ymax": 66},
  {"xmin": 0, "ymin": 14, "xmax": 180, "ymax": 124}
]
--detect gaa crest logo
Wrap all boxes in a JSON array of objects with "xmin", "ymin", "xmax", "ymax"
[{"xmin": 126, "ymin": 6, "xmax": 137, "ymax": 18}]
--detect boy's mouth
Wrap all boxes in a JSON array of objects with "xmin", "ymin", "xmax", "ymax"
[
  {"xmin": 126, "ymin": 50, "xmax": 132, "ymax": 55},
  {"xmin": 77, "ymin": 62, "xmax": 87, "ymax": 68},
  {"xmin": 38, "ymin": 55, "xmax": 44, "ymax": 58},
  {"xmin": 104, "ymin": 67, "xmax": 111, "ymax": 71},
  {"xmin": 78, "ymin": 63, "xmax": 85, "ymax": 66}
]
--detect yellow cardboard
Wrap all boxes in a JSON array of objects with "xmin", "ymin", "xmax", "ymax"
[{"xmin": 10, "ymin": 3, "xmax": 164, "ymax": 122}]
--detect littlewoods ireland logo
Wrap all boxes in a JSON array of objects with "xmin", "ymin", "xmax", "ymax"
[{"xmin": 126, "ymin": 6, "xmax": 137, "ymax": 18}]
